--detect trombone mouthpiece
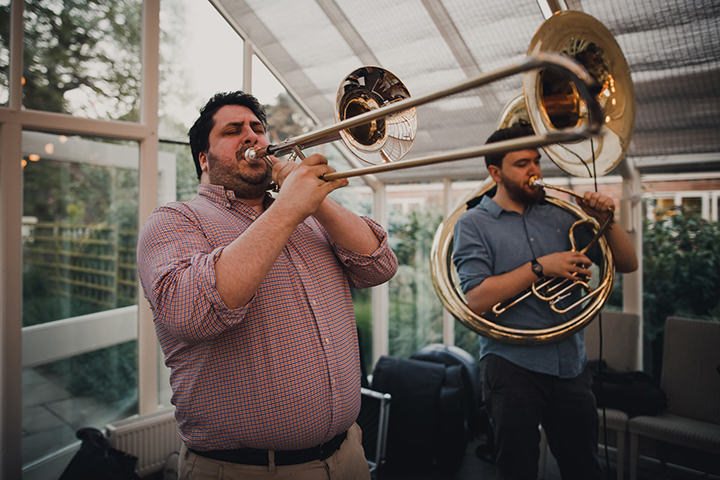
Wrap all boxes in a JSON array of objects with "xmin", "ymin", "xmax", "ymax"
[
  {"xmin": 244, "ymin": 149, "xmax": 258, "ymax": 162},
  {"xmin": 529, "ymin": 176, "xmax": 545, "ymax": 188}
]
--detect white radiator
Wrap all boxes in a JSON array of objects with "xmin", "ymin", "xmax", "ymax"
[{"xmin": 106, "ymin": 406, "xmax": 181, "ymax": 477}]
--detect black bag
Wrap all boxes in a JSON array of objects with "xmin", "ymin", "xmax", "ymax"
[
  {"xmin": 589, "ymin": 360, "xmax": 668, "ymax": 417},
  {"xmin": 371, "ymin": 355, "xmax": 467, "ymax": 473},
  {"xmin": 59, "ymin": 427, "xmax": 140, "ymax": 480},
  {"xmin": 411, "ymin": 343, "xmax": 482, "ymax": 439}
]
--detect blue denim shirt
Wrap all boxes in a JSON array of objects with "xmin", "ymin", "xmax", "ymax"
[{"xmin": 453, "ymin": 195, "xmax": 597, "ymax": 378}]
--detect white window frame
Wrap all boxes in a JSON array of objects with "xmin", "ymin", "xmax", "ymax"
[{"xmin": 0, "ymin": 2, "xmax": 160, "ymax": 478}]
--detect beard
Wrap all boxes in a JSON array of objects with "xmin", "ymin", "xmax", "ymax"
[
  {"xmin": 502, "ymin": 174, "xmax": 545, "ymax": 205},
  {"xmin": 206, "ymin": 150, "xmax": 272, "ymax": 199}
]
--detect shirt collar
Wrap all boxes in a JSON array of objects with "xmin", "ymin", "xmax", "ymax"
[
  {"xmin": 197, "ymin": 183, "xmax": 229, "ymax": 204},
  {"xmin": 197, "ymin": 184, "xmax": 274, "ymax": 212},
  {"xmin": 478, "ymin": 195, "xmax": 504, "ymax": 218}
]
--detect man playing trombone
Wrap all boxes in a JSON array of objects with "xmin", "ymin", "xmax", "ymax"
[
  {"xmin": 137, "ymin": 91, "xmax": 397, "ymax": 480},
  {"xmin": 453, "ymin": 123, "xmax": 637, "ymax": 479}
]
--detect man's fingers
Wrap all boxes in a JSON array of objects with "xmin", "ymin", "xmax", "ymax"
[
  {"xmin": 323, "ymin": 177, "xmax": 349, "ymax": 192},
  {"xmin": 302, "ymin": 153, "xmax": 329, "ymax": 166}
]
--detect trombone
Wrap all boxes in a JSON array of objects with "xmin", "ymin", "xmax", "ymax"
[{"xmin": 245, "ymin": 52, "xmax": 604, "ymax": 180}]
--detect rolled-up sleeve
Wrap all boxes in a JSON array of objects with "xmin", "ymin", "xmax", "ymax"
[
  {"xmin": 453, "ymin": 213, "xmax": 493, "ymax": 294},
  {"xmin": 324, "ymin": 217, "xmax": 398, "ymax": 288},
  {"xmin": 137, "ymin": 206, "xmax": 248, "ymax": 343}
]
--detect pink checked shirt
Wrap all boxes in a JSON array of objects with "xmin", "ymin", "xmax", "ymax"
[{"xmin": 137, "ymin": 184, "xmax": 397, "ymax": 450}]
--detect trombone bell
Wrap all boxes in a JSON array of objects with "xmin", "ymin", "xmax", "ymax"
[{"xmin": 336, "ymin": 67, "xmax": 417, "ymax": 164}]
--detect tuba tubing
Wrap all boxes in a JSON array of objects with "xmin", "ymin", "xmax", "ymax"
[{"xmin": 430, "ymin": 181, "xmax": 615, "ymax": 345}]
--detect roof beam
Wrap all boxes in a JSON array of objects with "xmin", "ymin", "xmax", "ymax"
[
  {"xmin": 314, "ymin": 0, "xmax": 378, "ymax": 66},
  {"xmin": 536, "ymin": 0, "xmax": 568, "ymax": 19},
  {"xmin": 632, "ymin": 152, "xmax": 720, "ymax": 172},
  {"xmin": 421, "ymin": 0, "xmax": 503, "ymax": 114}
]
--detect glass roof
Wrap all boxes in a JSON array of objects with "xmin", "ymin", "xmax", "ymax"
[{"xmin": 212, "ymin": 0, "xmax": 720, "ymax": 183}]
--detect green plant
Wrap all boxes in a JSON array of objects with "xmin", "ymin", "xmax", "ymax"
[
  {"xmin": 387, "ymin": 208, "xmax": 445, "ymax": 357},
  {"xmin": 643, "ymin": 208, "xmax": 720, "ymax": 341}
]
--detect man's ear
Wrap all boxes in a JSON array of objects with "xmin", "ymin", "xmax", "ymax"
[
  {"xmin": 487, "ymin": 164, "xmax": 501, "ymax": 184},
  {"xmin": 199, "ymin": 151, "xmax": 208, "ymax": 172}
]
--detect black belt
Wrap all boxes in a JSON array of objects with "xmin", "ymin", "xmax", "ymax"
[{"xmin": 189, "ymin": 431, "xmax": 347, "ymax": 466}]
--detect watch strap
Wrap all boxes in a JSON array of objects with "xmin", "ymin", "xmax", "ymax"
[{"xmin": 531, "ymin": 258, "xmax": 544, "ymax": 278}]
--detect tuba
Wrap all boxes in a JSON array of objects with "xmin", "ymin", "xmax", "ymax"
[{"xmin": 430, "ymin": 11, "xmax": 635, "ymax": 345}]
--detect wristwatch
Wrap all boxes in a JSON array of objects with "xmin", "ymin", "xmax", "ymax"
[{"xmin": 531, "ymin": 258, "xmax": 544, "ymax": 278}]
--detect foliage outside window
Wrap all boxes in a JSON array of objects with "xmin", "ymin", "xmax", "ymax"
[
  {"xmin": 388, "ymin": 204, "xmax": 444, "ymax": 358},
  {"xmin": 22, "ymin": 136, "xmax": 140, "ymax": 325},
  {"xmin": 642, "ymin": 205, "xmax": 720, "ymax": 378},
  {"xmin": 20, "ymin": 0, "xmax": 142, "ymax": 120}
]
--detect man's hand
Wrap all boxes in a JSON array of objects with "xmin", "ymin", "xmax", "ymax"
[
  {"xmin": 272, "ymin": 154, "xmax": 349, "ymax": 221},
  {"xmin": 537, "ymin": 250, "xmax": 593, "ymax": 280},
  {"xmin": 577, "ymin": 191, "xmax": 614, "ymax": 224}
]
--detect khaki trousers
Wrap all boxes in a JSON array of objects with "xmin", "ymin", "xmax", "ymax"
[{"xmin": 178, "ymin": 423, "xmax": 370, "ymax": 480}]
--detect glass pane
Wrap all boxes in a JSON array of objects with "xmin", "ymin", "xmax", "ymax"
[
  {"xmin": 653, "ymin": 197, "xmax": 677, "ymax": 220},
  {"xmin": 159, "ymin": 0, "xmax": 244, "ymax": 142},
  {"xmin": 22, "ymin": 0, "xmax": 143, "ymax": 120},
  {"xmin": 454, "ymin": 322, "xmax": 481, "ymax": 360},
  {"xmin": 253, "ymin": 55, "xmax": 315, "ymax": 143},
  {"xmin": 606, "ymin": 272, "xmax": 623, "ymax": 310},
  {"xmin": 387, "ymin": 183, "xmax": 444, "ymax": 358},
  {"xmin": 680, "ymin": 196, "xmax": 702, "ymax": 217},
  {"xmin": 159, "ymin": 140, "xmax": 197, "ymax": 204},
  {"xmin": 0, "ymin": 0, "xmax": 10, "ymax": 106},
  {"xmin": 252, "ymin": 55, "xmax": 286, "ymax": 110},
  {"xmin": 22, "ymin": 342, "xmax": 138, "ymax": 465},
  {"xmin": 22, "ymin": 131, "xmax": 139, "ymax": 466}
]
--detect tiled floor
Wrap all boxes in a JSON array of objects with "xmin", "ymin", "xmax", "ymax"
[{"xmin": 22, "ymin": 367, "xmax": 136, "ymax": 466}]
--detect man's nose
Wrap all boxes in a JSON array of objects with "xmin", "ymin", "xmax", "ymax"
[{"xmin": 242, "ymin": 126, "xmax": 258, "ymax": 144}]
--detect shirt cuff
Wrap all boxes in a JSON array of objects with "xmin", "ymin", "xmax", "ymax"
[{"xmin": 331, "ymin": 216, "xmax": 390, "ymax": 265}]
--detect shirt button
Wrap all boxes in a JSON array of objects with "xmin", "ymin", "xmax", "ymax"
[
  {"xmin": 324, "ymin": 337, "xmax": 331, "ymax": 345},
  {"xmin": 310, "ymin": 300, "xmax": 316, "ymax": 306}
]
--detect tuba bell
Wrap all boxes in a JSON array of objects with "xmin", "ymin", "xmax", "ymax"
[{"xmin": 430, "ymin": 11, "xmax": 634, "ymax": 344}]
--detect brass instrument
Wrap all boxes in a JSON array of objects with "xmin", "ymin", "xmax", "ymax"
[
  {"xmin": 245, "ymin": 53, "xmax": 604, "ymax": 178},
  {"xmin": 430, "ymin": 178, "xmax": 616, "ymax": 344},
  {"xmin": 524, "ymin": 11, "xmax": 635, "ymax": 178},
  {"xmin": 429, "ymin": 11, "xmax": 635, "ymax": 344},
  {"xmin": 490, "ymin": 176, "xmax": 615, "ymax": 316}
]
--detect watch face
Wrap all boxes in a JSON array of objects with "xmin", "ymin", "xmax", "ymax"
[{"xmin": 532, "ymin": 261, "xmax": 543, "ymax": 276}]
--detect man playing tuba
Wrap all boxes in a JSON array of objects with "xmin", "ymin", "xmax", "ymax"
[{"xmin": 453, "ymin": 123, "xmax": 637, "ymax": 479}]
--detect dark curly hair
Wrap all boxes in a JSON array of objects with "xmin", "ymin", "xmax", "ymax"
[
  {"xmin": 484, "ymin": 123, "xmax": 535, "ymax": 169},
  {"xmin": 188, "ymin": 91, "xmax": 267, "ymax": 180}
]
